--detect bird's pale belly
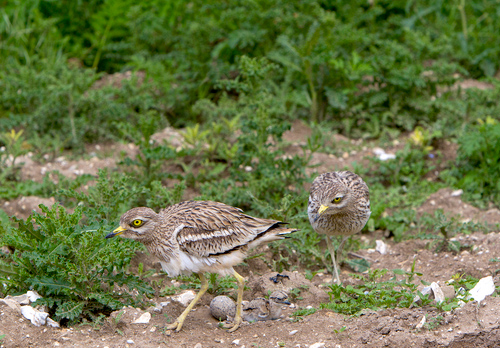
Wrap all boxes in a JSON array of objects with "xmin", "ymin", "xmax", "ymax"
[{"xmin": 309, "ymin": 215, "xmax": 368, "ymax": 236}]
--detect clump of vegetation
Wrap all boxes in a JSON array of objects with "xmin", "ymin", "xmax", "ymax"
[
  {"xmin": 0, "ymin": 204, "xmax": 153, "ymax": 323},
  {"xmin": 321, "ymin": 265, "xmax": 430, "ymax": 315},
  {"xmin": 444, "ymin": 117, "xmax": 500, "ymax": 208}
]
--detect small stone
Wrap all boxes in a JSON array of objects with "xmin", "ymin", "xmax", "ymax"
[
  {"xmin": 210, "ymin": 296, "xmax": 236, "ymax": 321},
  {"xmin": 469, "ymin": 276, "xmax": 495, "ymax": 303},
  {"xmin": 126, "ymin": 339, "xmax": 134, "ymax": 344},
  {"xmin": 310, "ymin": 343, "xmax": 325, "ymax": 348},
  {"xmin": 6, "ymin": 293, "xmax": 30, "ymax": 305},
  {"xmin": 26, "ymin": 291, "xmax": 42, "ymax": 303},
  {"xmin": 132, "ymin": 312, "xmax": 151, "ymax": 324},
  {"xmin": 0, "ymin": 299, "xmax": 22, "ymax": 314},
  {"xmin": 431, "ymin": 282, "xmax": 445, "ymax": 303},
  {"xmin": 150, "ymin": 326, "xmax": 156, "ymax": 332},
  {"xmin": 194, "ymin": 344, "xmax": 202, "ymax": 348},
  {"xmin": 47, "ymin": 317, "xmax": 60, "ymax": 328},
  {"xmin": 289, "ymin": 330, "xmax": 298, "ymax": 335},
  {"xmin": 232, "ymin": 339, "xmax": 240, "ymax": 345},
  {"xmin": 21, "ymin": 305, "xmax": 48, "ymax": 326},
  {"xmin": 54, "ymin": 342, "xmax": 60, "ymax": 346},
  {"xmin": 416, "ymin": 316, "xmax": 426, "ymax": 329},
  {"xmin": 451, "ymin": 189, "xmax": 463, "ymax": 197},
  {"xmin": 375, "ymin": 240, "xmax": 388, "ymax": 255},
  {"xmin": 172, "ymin": 290, "xmax": 196, "ymax": 307}
]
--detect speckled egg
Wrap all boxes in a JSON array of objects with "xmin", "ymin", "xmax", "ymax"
[{"xmin": 210, "ymin": 296, "xmax": 236, "ymax": 321}]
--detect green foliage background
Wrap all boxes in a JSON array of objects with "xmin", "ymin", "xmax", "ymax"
[{"xmin": 1, "ymin": 0, "xmax": 499, "ymax": 323}]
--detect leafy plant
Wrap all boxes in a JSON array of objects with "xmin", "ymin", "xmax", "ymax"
[
  {"xmin": 443, "ymin": 117, "xmax": 500, "ymax": 208},
  {"xmin": 0, "ymin": 204, "xmax": 153, "ymax": 323},
  {"xmin": 0, "ymin": 129, "xmax": 29, "ymax": 181}
]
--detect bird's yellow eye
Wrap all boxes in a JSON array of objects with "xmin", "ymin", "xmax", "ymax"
[
  {"xmin": 332, "ymin": 197, "xmax": 342, "ymax": 203},
  {"xmin": 132, "ymin": 219, "xmax": 143, "ymax": 227}
]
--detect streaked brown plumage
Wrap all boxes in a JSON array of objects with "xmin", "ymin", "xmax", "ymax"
[
  {"xmin": 106, "ymin": 200, "xmax": 296, "ymax": 332},
  {"xmin": 308, "ymin": 171, "xmax": 371, "ymax": 284}
]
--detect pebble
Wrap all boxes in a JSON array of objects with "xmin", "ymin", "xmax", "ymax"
[
  {"xmin": 375, "ymin": 240, "xmax": 388, "ymax": 255},
  {"xmin": 194, "ymin": 344, "xmax": 202, "ymax": 348},
  {"xmin": 310, "ymin": 343, "xmax": 325, "ymax": 348},
  {"xmin": 47, "ymin": 317, "xmax": 60, "ymax": 328},
  {"xmin": 0, "ymin": 299, "xmax": 22, "ymax": 314},
  {"xmin": 21, "ymin": 305, "xmax": 48, "ymax": 326},
  {"xmin": 210, "ymin": 296, "xmax": 236, "ymax": 321},
  {"xmin": 469, "ymin": 276, "xmax": 495, "ymax": 303},
  {"xmin": 289, "ymin": 330, "xmax": 298, "ymax": 335},
  {"xmin": 132, "ymin": 312, "xmax": 151, "ymax": 324},
  {"xmin": 416, "ymin": 316, "xmax": 426, "ymax": 329},
  {"xmin": 126, "ymin": 339, "xmax": 134, "ymax": 344},
  {"xmin": 172, "ymin": 290, "xmax": 196, "ymax": 307},
  {"xmin": 232, "ymin": 339, "xmax": 240, "ymax": 345}
]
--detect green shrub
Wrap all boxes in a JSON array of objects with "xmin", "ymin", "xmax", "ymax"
[
  {"xmin": 444, "ymin": 117, "xmax": 500, "ymax": 208},
  {"xmin": 0, "ymin": 204, "xmax": 153, "ymax": 323}
]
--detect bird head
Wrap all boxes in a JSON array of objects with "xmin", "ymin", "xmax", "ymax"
[
  {"xmin": 313, "ymin": 186, "xmax": 352, "ymax": 222},
  {"xmin": 106, "ymin": 207, "xmax": 158, "ymax": 241}
]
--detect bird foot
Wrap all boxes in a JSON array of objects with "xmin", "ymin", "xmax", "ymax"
[
  {"xmin": 166, "ymin": 320, "xmax": 182, "ymax": 332},
  {"xmin": 222, "ymin": 318, "xmax": 241, "ymax": 332}
]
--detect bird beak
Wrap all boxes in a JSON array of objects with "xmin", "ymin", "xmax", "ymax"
[
  {"xmin": 105, "ymin": 226, "xmax": 126, "ymax": 239},
  {"xmin": 313, "ymin": 204, "xmax": 329, "ymax": 222}
]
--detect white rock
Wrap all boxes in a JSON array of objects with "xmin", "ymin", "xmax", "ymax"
[
  {"xmin": 132, "ymin": 312, "xmax": 151, "ymax": 324},
  {"xmin": 160, "ymin": 301, "xmax": 171, "ymax": 308},
  {"xmin": 375, "ymin": 240, "xmax": 388, "ymax": 255},
  {"xmin": 46, "ymin": 317, "xmax": 60, "ymax": 328},
  {"xmin": 194, "ymin": 344, "xmax": 202, "ymax": 348},
  {"xmin": 415, "ymin": 315, "xmax": 426, "ymax": 329},
  {"xmin": 232, "ymin": 339, "xmax": 240, "ymax": 345},
  {"xmin": 21, "ymin": 305, "xmax": 48, "ymax": 326},
  {"xmin": 6, "ymin": 293, "xmax": 30, "ymax": 305},
  {"xmin": 172, "ymin": 291, "xmax": 196, "ymax": 307},
  {"xmin": 289, "ymin": 330, "xmax": 298, "ymax": 335},
  {"xmin": 451, "ymin": 189, "xmax": 463, "ymax": 197},
  {"xmin": 431, "ymin": 282, "xmax": 445, "ymax": 303},
  {"xmin": 373, "ymin": 148, "xmax": 396, "ymax": 161},
  {"xmin": 310, "ymin": 343, "xmax": 325, "ymax": 348},
  {"xmin": 469, "ymin": 276, "xmax": 495, "ymax": 303},
  {"xmin": 0, "ymin": 299, "xmax": 22, "ymax": 314},
  {"xmin": 126, "ymin": 339, "xmax": 134, "ymax": 344}
]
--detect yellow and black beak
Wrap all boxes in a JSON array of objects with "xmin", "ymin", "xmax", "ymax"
[
  {"xmin": 313, "ymin": 204, "xmax": 329, "ymax": 223},
  {"xmin": 105, "ymin": 226, "xmax": 126, "ymax": 239}
]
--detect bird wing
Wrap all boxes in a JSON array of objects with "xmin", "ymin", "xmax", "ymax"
[{"xmin": 167, "ymin": 201, "xmax": 287, "ymax": 257}]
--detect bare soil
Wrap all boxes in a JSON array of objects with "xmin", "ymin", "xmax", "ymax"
[{"xmin": 1, "ymin": 122, "xmax": 500, "ymax": 348}]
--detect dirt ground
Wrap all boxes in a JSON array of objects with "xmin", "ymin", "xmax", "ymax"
[{"xmin": 1, "ymin": 122, "xmax": 500, "ymax": 347}]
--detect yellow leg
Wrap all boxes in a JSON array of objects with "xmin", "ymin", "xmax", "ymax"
[
  {"xmin": 227, "ymin": 270, "xmax": 244, "ymax": 332},
  {"xmin": 326, "ymin": 236, "xmax": 341, "ymax": 285},
  {"xmin": 166, "ymin": 273, "xmax": 208, "ymax": 332}
]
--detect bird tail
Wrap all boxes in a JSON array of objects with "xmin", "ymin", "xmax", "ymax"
[{"xmin": 248, "ymin": 222, "xmax": 298, "ymax": 249}]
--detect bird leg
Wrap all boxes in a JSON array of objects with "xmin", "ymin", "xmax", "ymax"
[
  {"xmin": 325, "ymin": 236, "xmax": 341, "ymax": 284},
  {"xmin": 224, "ymin": 270, "xmax": 245, "ymax": 332},
  {"xmin": 166, "ymin": 272, "xmax": 208, "ymax": 332}
]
